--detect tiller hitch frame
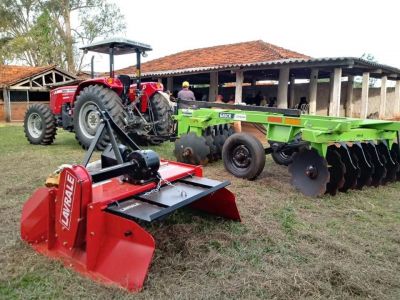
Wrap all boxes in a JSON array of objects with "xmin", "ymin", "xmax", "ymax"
[{"xmin": 20, "ymin": 111, "xmax": 240, "ymax": 292}]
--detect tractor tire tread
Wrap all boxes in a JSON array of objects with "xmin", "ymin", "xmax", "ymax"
[
  {"xmin": 74, "ymin": 85, "xmax": 125, "ymax": 150},
  {"xmin": 222, "ymin": 133, "xmax": 266, "ymax": 180},
  {"xmin": 146, "ymin": 92, "xmax": 172, "ymax": 145},
  {"xmin": 24, "ymin": 103, "xmax": 57, "ymax": 145}
]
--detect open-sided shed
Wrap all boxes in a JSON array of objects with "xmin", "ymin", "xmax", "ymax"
[
  {"xmin": 0, "ymin": 65, "xmax": 76, "ymax": 121},
  {"xmin": 117, "ymin": 40, "xmax": 400, "ymax": 118}
]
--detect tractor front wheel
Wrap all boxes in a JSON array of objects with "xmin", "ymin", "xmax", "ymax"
[
  {"xmin": 73, "ymin": 85, "xmax": 125, "ymax": 149},
  {"xmin": 24, "ymin": 103, "xmax": 57, "ymax": 145},
  {"xmin": 222, "ymin": 133, "xmax": 265, "ymax": 180}
]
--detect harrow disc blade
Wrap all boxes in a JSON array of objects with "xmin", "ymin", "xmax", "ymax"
[
  {"xmin": 174, "ymin": 132, "xmax": 210, "ymax": 165},
  {"xmin": 390, "ymin": 143, "xmax": 400, "ymax": 181},
  {"xmin": 227, "ymin": 125, "xmax": 235, "ymax": 136},
  {"xmin": 338, "ymin": 144, "xmax": 360, "ymax": 193},
  {"xmin": 351, "ymin": 143, "xmax": 373, "ymax": 189},
  {"xmin": 376, "ymin": 143, "xmax": 399, "ymax": 183},
  {"xmin": 288, "ymin": 148, "xmax": 330, "ymax": 197},
  {"xmin": 325, "ymin": 146, "xmax": 346, "ymax": 196},
  {"xmin": 222, "ymin": 125, "xmax": 230, "ymax": 141},
  {"xmin": 213, "ymin": 125, "xmax": 225, "ymax": 155},
  {"xmin": 204, "ymin": 127, "xmax": 219, "ymax": 161},
  {"xmin": 363, "ymin": 143, "xmax": 386, "ymax": 187}
]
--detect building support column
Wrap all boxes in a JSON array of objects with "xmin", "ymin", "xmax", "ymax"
[
  {"xmin": 157, "ymin": 78, "xmax": 162, "ymax": 84},
  {"xmin": 328, "ymin": 72, "xmax": 334, "ymax": 115},
  {"xmin": 235, "ymin": 71, "xmax": 244, "ymax": 104},
  {"xmin": 209, "ymin": 72, "xmax": 218, "ymax": 102},
  {"xmin": 277, "ymin": 67, "xmax": 290, "ymax": 108},
  {"xmin": 3, "ymin": 88, "xmax": 11, "ymax": 122},
  {"xmin": 360, "ymin": 72, "xmax": 370, "ymax": 118},
  {"xmin": 289, "ymin": 75, "xmax": 295, "ymax": 108},
  {"xmin": 329, "ymin": 68, "xmax": 342, "ymax": 117},
  {"xmin": 379, "ymin": 75, "xmax": 387, "ymax": 118},
  {"xmin": 308, "ymin": 69, "xmax": 318, "ymax": 115},
  {"xmin": 345, "ymin": 76, "xmax": 354, "ymax": 117},
  {"xmin": 394, "ymin": 80, "xmax": 400, "ymax": 116},
  {"xmin": 166, "ymin": 77, "xmax": 173, "ymax": 92}
]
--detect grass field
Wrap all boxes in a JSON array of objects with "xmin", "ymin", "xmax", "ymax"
[{"xmin": 0, "ymin": 124, "xmax": 400, "ymax": 299}]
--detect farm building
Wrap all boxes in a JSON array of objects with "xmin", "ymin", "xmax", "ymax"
[
  {"xmin": 2, "ymin": 40, "xmax": 400, "ymax": 122},
  {"xmin": 119, "ymin": 40, "xmax": 400, "ymax": 118},
  {"xmin": 0, "ymin": 65, "xmax": 76, "ymax": 122}
]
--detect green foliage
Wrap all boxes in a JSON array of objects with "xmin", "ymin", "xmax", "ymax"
[
  {"xmin": 360, "ymin": 52, "xmax": 377, "ymax": 63},
  {"xmin": 354, "ymin": 52, "xmax": 378, "ymax": 88},
  {"xmin": 0, "ymin": 0, "xmax": 41, "ymax": 65},
  {"xmin": 0, "ymin": 0, "xmax": 126, "ymax": 72},
  {"xmin": 30, "ymin": 9, "xmax": 67, "ymax": 68}
]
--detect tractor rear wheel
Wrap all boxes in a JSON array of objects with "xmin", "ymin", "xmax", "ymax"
[
  {"xmin": 147, "ymin": 92, "xmax": 172, "ymax": 145},
  {"xmin": 24, "ymin": 103, "xmax": 57, "ymax": 145},
  {"xmin": 222, "ymin": 133, "xmax": 266, "ymax": 180},
  {"xmin": 73, "ymin": 85, "xmax": 125, "ymax": 150}
]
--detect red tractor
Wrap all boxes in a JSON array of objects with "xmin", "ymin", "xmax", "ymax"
[{"xmin": 23, "ymin": 38, "xmax": 173, "ymax": 149}]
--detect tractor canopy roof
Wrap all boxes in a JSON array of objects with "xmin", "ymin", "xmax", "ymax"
[{"xmin": 80, "ymin": 37, "xmax": 152, "ymax": 55}]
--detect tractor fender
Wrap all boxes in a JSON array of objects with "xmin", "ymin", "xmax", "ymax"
[
  {"xmin": 157, "ymin": 91, "xmax": 175, "ymax": 107},
  {"xmin": 139, "ymin": 90, "xmax": 173, "ymax": 113},
  {"xmin": 72, "ymin": 78, "xmax": 124, "ymax": 106}
]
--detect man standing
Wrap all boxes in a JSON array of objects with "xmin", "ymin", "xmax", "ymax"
[{"xmin": 177, "ymin": 81, "xmax": 195, "ymax": 100}]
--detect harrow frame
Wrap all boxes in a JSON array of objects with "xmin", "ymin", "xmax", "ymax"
[
  {"xmin": 173, "ymin": 100, "xmax": 400, "ymax": 196},
  {"xmin": 175, "ymin": 100, "xmax": 400, "ymax": 157}
]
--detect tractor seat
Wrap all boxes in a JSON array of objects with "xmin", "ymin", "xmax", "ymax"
[{"xmin": 118, "ymin": 75, "xmax": 131, "ymax": 103}]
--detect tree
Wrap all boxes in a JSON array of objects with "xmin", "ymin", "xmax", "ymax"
[
  {"xmin": 354, "ymin": 53, "xmax": 378, "ymax": 88},
  {"xmin": 0, "ymin": 0, "xmax": 43, "ymax": 66},
  {"xmin": 0, "ymin": 0, "xmax": 126, "ymax": 72}
]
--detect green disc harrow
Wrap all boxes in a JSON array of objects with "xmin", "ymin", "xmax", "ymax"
[{"xmin": 173, "ymin": 100, "xmax": 400, "ymax": 197}]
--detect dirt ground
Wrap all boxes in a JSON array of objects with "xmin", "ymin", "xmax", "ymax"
[{"xmin": 0, "ymin": 125, "xmax": 400, "ymax": 299}]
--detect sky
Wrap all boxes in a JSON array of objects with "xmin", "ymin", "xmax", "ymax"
[{"xmin": 90, "ymin": 0, "xmax": 400, "ymax": 71}]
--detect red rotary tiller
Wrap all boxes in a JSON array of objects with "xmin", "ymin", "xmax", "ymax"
[{"xmin": 20, "ymin": 111, "xmax": 240, "ymax": 292}]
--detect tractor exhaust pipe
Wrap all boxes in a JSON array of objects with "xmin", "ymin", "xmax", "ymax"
[{"xmin": 90, "ymin": 55, "xmax": 94, "ymax": 79}]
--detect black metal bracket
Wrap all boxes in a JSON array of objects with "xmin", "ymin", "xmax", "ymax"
[
  {"xmin": 82, "ymin": 110, "xmax": 140, "ymax": 167},
  {"xmin": 266, "ymin": 140, "xmax": 309, "ymax": 155}
]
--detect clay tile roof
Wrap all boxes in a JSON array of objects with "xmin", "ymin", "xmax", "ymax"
[
  {"xmin": 117, "ymin": 40, "xmax": 310, "ymax": 75},
  {"xmin": 0, "ymin": 65, "xmax": 55, "ymax": 87}
]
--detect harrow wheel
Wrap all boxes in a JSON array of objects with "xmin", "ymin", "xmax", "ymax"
[
  {"xmin": 325, "ymin": 146, "xmax": 346, "ymax": 196},
  {"xmin": 390, "ymin": 143, "xmax": 400, "ymax": 181},
  {"xmin": 376, "ymin": 143, "xmax": 399, "ymax": 183},
  {"xmin": 363, "ymin": 143, "xmax": 386, "ymax": 187},
  {"xmin": 288, "ymin": 148, "xmax": 330, "ymax": 197},
  {"xmin": 174, "ymin": 132, "xmax": 210, "ymax": 165},
  {"xmin": 338, "ymin": 144, "xmax": 360, "ymax": 193},
  {"xmin": 222, "ymin": 133, "xmax": 265, "ymax": 180},
  {"xmin": 351, "ymin": 143, "xmax": 373, "ymax": 189}
]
